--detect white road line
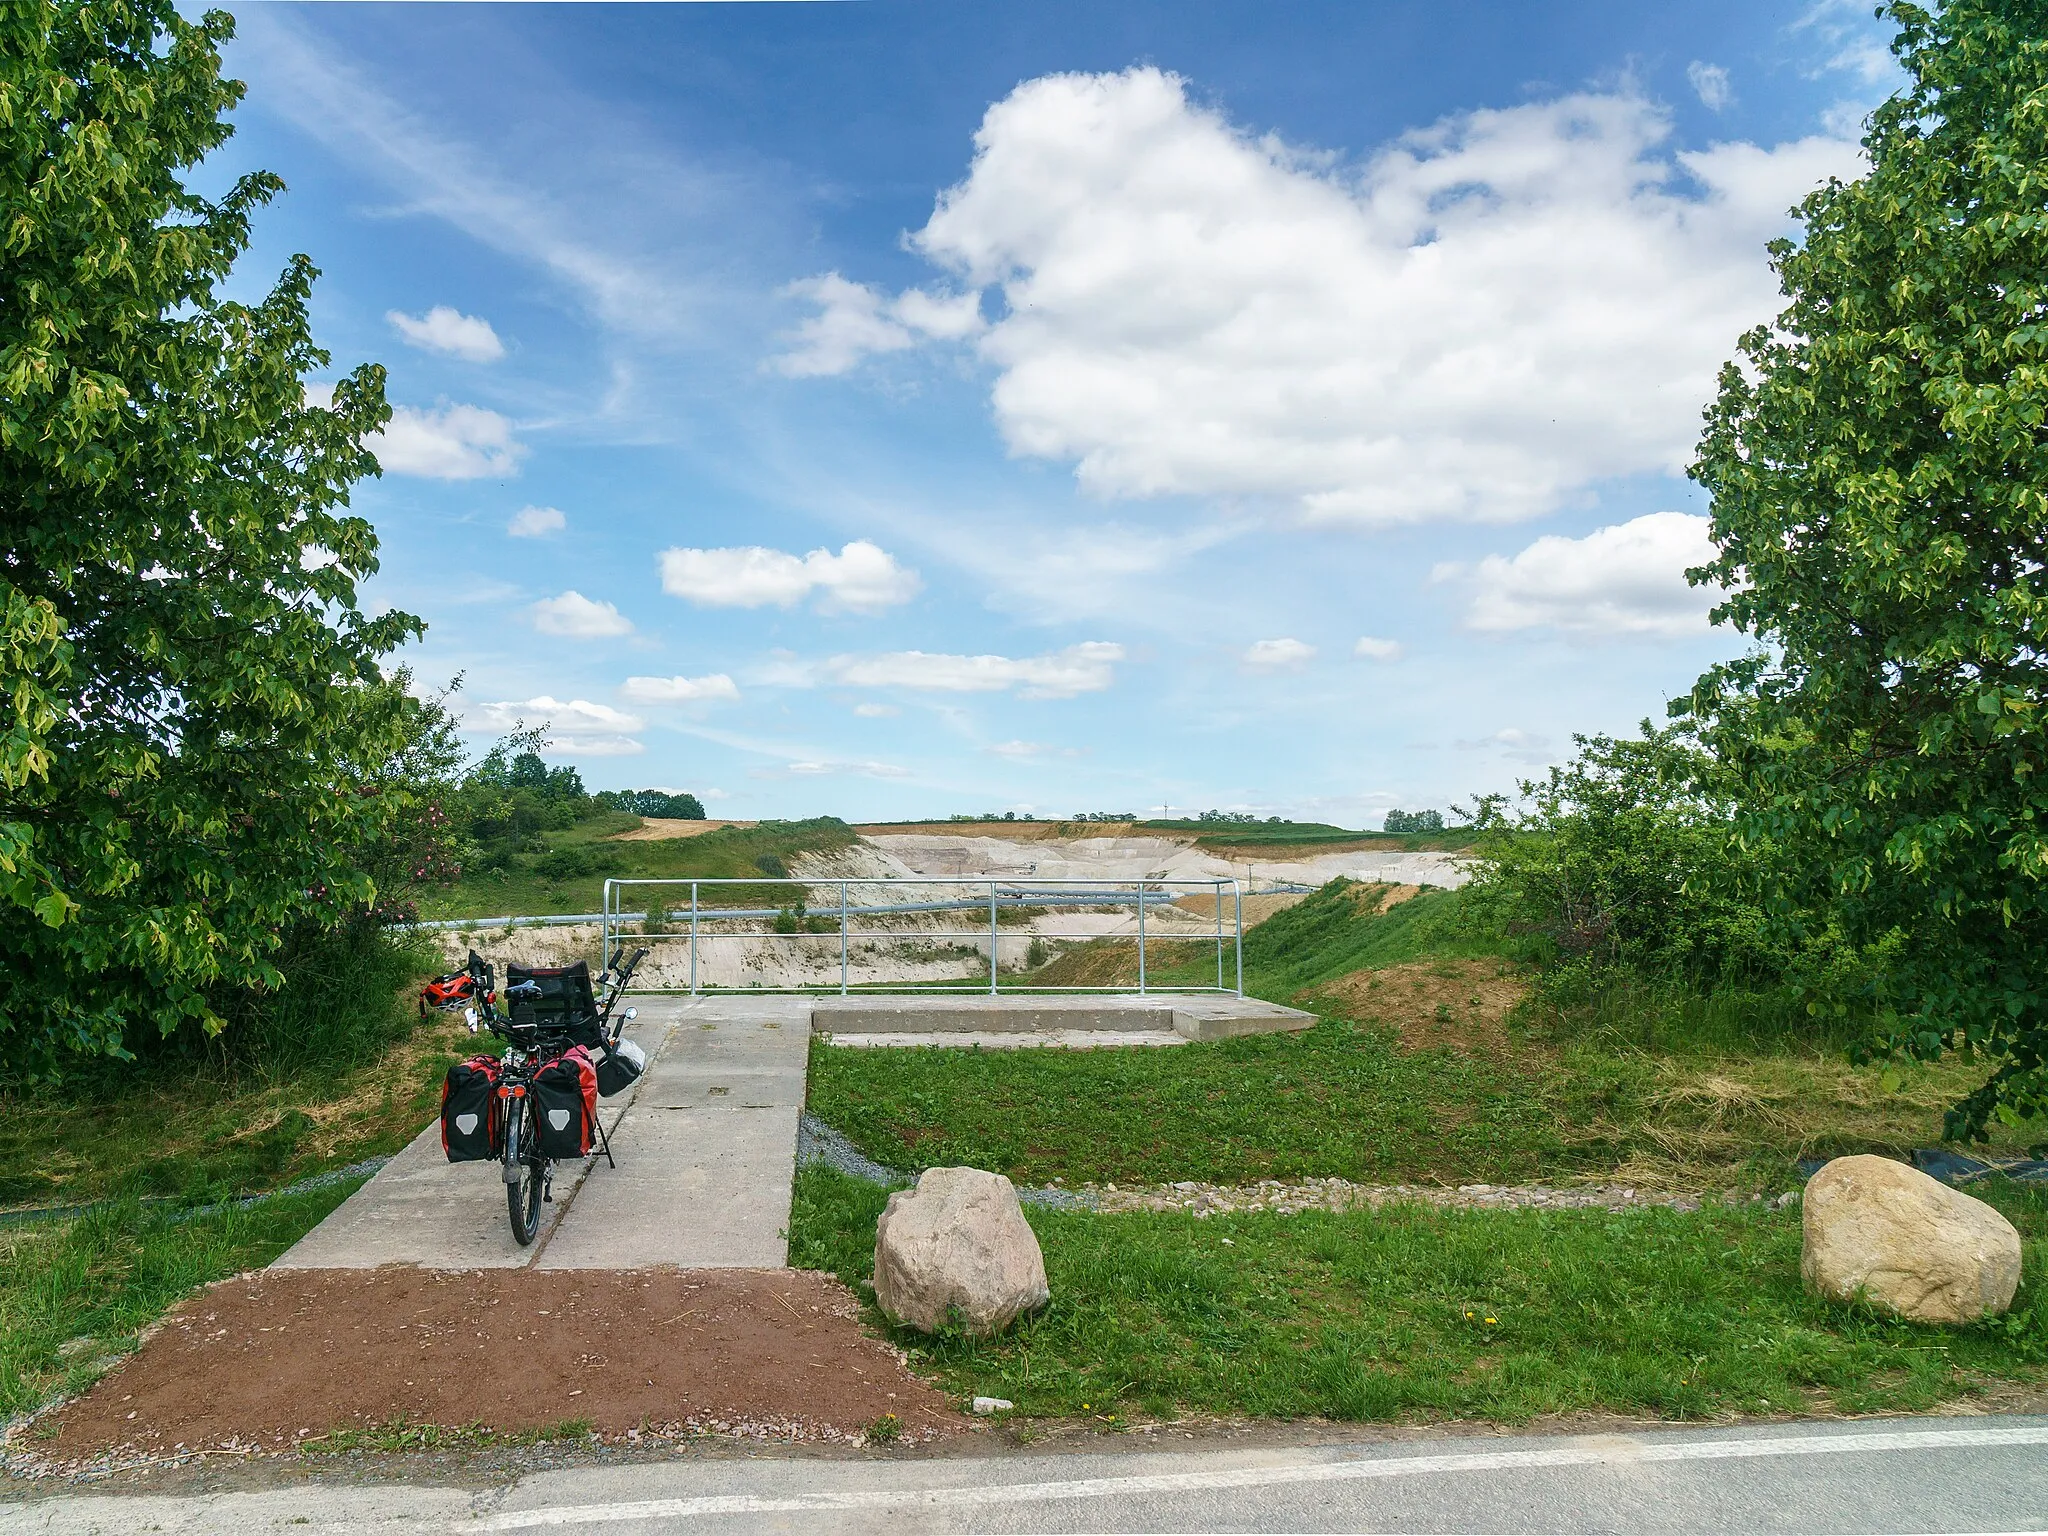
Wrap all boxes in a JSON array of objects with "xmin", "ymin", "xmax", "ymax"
[{"xmin": 470, "ymin": 1423, "xmax": 2048, "ymax": 1529}]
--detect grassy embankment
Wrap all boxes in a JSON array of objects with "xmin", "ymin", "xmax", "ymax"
[
  {"xmin": 794, "ymin": 879, "xmax": 2048, "ymax": 1422},
  {"xmin": 416, "ymin": 815, "xmax": 859, "ymax": 920},
  {"xmin": 0, "ymin": 934, "xmax": 457, "ymax": 1424},
  {"xmin": 810, "ymin": 882, "xmax": 2038, "ymax": 1191}
]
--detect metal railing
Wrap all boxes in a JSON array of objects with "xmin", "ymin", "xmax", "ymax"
[{"xmin": 600, "ymin": 876, "xmax": 1244, "ymax": 996}]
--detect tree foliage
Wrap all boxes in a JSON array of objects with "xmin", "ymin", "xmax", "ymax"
[
  {"xmin": 1681, "ymin": 0, "xmax": 2048, "ymax": 1139},
  {"xmin": 1, "ymin": 1, "xmax": 419, "ymax": 1065},
  {"xmin": 1461, "ymin": 724, "xmax": 1782, "ymax": 986}
]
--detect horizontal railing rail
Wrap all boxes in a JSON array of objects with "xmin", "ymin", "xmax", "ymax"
[{"xmin": 600, "ymin": 876, "xmax": 1244, "ymax": 997}]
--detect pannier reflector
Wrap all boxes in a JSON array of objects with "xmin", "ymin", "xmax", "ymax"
[
  {"xmin": 456, "ymin": 1113, "xmax": 479, "ymax": 1135},
  {"xmin": 548, "ymin": 1108, "xmax": 571, "ymax": 1131}
]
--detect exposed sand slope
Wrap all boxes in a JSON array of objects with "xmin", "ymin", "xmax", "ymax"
[
  {"xmin": 864, "ymin": 830, "xmax": 1470, "ymax": 890},
  {"xmin": 609, "ymin": 817, "xmax": 758, "ymax": 840}
]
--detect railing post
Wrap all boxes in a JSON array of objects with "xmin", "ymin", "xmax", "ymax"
[
  {"xmin": 840, "ymin": 879, "xmax": 849, "ymax": 996},
  {"xmin": 1234, "ymin": 881, "xmax": 1244, "ymax": 997},
  {"xmin": 602, "ymin": 879, "xmax": 613, "ymax": 972},
  {"xmin": 1214, "ymin": 878, "xmax": 1224, "ymax": 992},
  {"xmin": 1137, "ymin": 877, "xmax": 1147, "ymax": 995},
  {"xmin": 988, "ymin": 880, "xmax": 999, "ymax": 996},
  {"xmin": 690, "ymin": 881, "xmax": 699, "ymax": 996}
]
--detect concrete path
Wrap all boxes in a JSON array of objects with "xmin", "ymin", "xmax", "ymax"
[
  {"xmin": 272, "ymin": 991, "xmax": 1294, "ymax": 1272},
  {"xmin": 9, "ymin": 1417, "xmax": 2048, "ymax": 1533},
  {"xmin": 536, "ymin": 996, "xmax": 807, "ymax": 1270},
  {"xmin": 272, "ymin": 996, "xmax": 809, "ymax": 1271}
]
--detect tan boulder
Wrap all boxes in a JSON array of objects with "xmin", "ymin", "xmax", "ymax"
[
  {"xmin": 873, "ymin": 1166, "xmax": 1050, "ymax": 1335},
  {"xmin": 1801, "ymin": 1154, "xmax": 2022, "ymax": 1324}
]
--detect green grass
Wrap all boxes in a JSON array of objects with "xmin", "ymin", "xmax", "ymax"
[
  {"xmin": 790, "ymin": 1164, "xmax": 2048, "ymax": 1424},
  {"xmin": 419, "ymin": 816, "xmax": 859, "ymax": 919},
  {"xmin": 807, "ymin": 882, "xmax": 2035, "ymax": 1190},
  {"xmin": 0, "ymin": 1184, "xmax": 366, "ymax": 1424}
]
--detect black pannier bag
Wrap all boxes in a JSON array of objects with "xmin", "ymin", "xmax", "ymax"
[
  {"xmin": 504, "ymin": 960, "xmax": 604, "ymax": 1048},
  {"xmin": 532, "ymin": 1045, "xmax": 599, "ymax": 1158},
  {"xmin": 441, "ymin": 1055, "xmax": 501, "ymax": 1162},
  {"xmin": 595, "ymin": 1037, "xmax": 647, "ymax": 1098}
]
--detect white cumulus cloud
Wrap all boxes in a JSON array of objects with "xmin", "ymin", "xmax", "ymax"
[
  {"xmin": 387, "ymin": 305, "xmax": 505, "ymax": 362},
  {"xmin": 1442, "ymin": 511, "xmax": 1722, "ymax": 637},
  {"xmin": 371, "ymin": 402, "xmax": 523, "ymax": 479},
  {"xmin": 509, "ymin": 505, "xmax": 566, "ymax": 538},
  {"xmin": 987, "ymin": 740, "xmax": 1054, "ymax": 758},
  {"xmin": 771, "ymin": 273, "xmax": 983, "ymax": 377},
  {"xmin": 1242, "ymin": 638, "xmax": 1316, "ymax": 672},
  {"xmin": 621, "ymin": 673, "xmax": 741, "ymax": 704},
  {"xmin": 1354, "ymin": 636, "xmax": 1406, "ymax": 661},
  {"xmin": 824, "ymin": 642, "xmax": 1124, "ymax": 700},
  {"xmin": 789, "ymin": 67, "xmax": 1860, "ymax": 526},
  {"xmin": 1687, "ymin": 61, "xmax": 1734, "ymax": 112},
  {"xmin": 469, "ymin": 696, "xmax": 645, "ymax": 757},
  {"xmin": 658, "ymin": 539, "xmax": 919, "ymax": 614},
  {"xmin": 529, "ymin": 590, "xmax": 633, "ymax": 639}
]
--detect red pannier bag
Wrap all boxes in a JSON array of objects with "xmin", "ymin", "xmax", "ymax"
[
  {"xmin": 531, "ymin": 1045, "xmax": 598, "ymax": 1158},
  {"xmin": 441, "ymin": 1054, "xmax": 502, "ymax": 1162}
]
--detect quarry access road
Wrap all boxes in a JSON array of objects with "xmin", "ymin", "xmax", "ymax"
[{"xmin": 7, "ymin": 1416, "xmax": 2047, "ymax": 1533}]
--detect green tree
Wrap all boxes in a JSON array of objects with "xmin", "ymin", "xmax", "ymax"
[
  {"xmin": 1461, "ymin": 724, "xmax": 1781, "ymax": 984},
  {"xmin": 1, "ymin": 1, "xmax": 419, "ymax": 1065},
  {"xmin": 1682, "ymin": 0, "xmax": 2048, "ymax": 1140}
]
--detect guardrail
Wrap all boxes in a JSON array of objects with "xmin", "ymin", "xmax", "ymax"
[{"xmin": 600, "ymin": 876, "xmax": 1244, "ymax": 996}]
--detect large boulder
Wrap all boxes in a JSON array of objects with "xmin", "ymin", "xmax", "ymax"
[
  {"xmin": 1801, "ymin": 1154, "xmax": 2022, "ymax": 1324},
  {"xmin": 873, "ymin": 1167, "xmax": 1050, "ymax": 1335}
]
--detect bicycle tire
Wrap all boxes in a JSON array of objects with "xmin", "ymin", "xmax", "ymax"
[{"xmin": 507, "ymin": 1101, "xmax": 544, "ymax": 1246}]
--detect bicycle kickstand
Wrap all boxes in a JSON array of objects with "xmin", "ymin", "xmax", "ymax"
[{"xmin": 594, "ymin": 1112, "xmax": 617, "ymax": 1170}]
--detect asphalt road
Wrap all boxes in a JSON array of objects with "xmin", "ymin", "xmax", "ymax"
[{"xmin": 6, "ymin": 1416, "xmax": 2047, "ymax": 1534}]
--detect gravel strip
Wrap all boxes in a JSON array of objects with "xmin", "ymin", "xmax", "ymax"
[
  {"xmin": 1075, "ymin": 1177, "xmax": 1801, "ymax": 1216},
  {"xmin": 791, "ymin": 1117, "xmax": 1796, "ymax": 1217}
]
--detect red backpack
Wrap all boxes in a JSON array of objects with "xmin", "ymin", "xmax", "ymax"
[{"xmin": 531, "ymin": 1045, "xmax": 598, "ymax": 1159}]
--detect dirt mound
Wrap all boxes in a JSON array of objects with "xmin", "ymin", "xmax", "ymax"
[
  {"xmin": 609, "ymin": 818, "xmax": 758, "ymax": 841},
  {"xmin": 42, "ymin": 1267, "xmax": 956, "ymax": 1460},
  {"xmin": 1308, "ymin": 957, "xmax": 1529, "ymax": 1055}
]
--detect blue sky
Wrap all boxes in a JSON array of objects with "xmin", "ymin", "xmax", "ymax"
[{"xmin": 211, "ymin": 1, "xmax": 1899, "ymax": 825}]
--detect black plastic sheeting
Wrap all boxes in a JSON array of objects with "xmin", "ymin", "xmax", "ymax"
[{"xmin": 1795, "ymin": 1150, "xmax": 2048, "ymax": 1186}]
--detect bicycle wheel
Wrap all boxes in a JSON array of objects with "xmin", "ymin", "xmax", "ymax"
[{"xmin": 507, "ymin": 1101, "xmax": 544, "ymax": 1246}]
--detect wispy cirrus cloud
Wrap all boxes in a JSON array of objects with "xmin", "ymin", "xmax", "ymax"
[{"xmin": 468, "ymin": 696, "xmax": 645, "ymax": 756}]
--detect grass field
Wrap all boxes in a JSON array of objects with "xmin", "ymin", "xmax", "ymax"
[
  {"xmin": 788, "ymin": 1165, "xmax": 2048, "ymax": 1424},
  {"xmin": 808, "ymin": 882, "xmax": 2034, "ymax": 1191},
  {"xmin": 417, "ymin": 816, "xmax": 859, "ymax": 919}
]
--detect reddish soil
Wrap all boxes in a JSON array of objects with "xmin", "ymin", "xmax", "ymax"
[
  {"xmin": 1308, "ymin": 956, "xmax": 1531, "ymax": 1055},
  {"xmin": 46, "ymin": 1267, "xmax": 958, "ymax": 1458}
]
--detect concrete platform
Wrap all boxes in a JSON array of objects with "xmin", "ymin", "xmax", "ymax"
[
  {"xmin": 826, "ymin": 1028, "xmax": 1188, "ymax": 1049},
  {"xmin": 809, "ymin": 993, "xmax": 1314, "ymax": 1042}
]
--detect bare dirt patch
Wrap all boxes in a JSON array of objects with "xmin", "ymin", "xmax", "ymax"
[
  {"xmin": 1307, "ymin": 957, "xmax": 1530, "ymax": 1055},
  {"xmin": 1172, "ymin": 891, "xmax": 1311, "ymax": 927},
  {"xmin": 42, "ymin": 1267, "xmax": 957, "ymax": 1460},
  {"xmin": 609, "ymin": 818, "xmax": 759, "ymax": 841}
]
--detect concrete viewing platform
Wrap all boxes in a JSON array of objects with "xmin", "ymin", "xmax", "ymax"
[
  {"xmin": 809, "ymin": 992, "xmax": 1314, "ymax": 1047},
  {"xmin": 271, "ymin": 991, "xmax": 1309, "ymax": 1273}
]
